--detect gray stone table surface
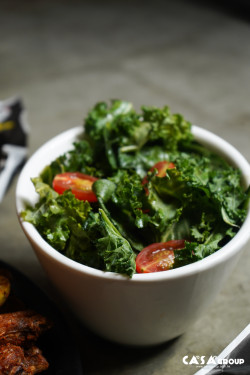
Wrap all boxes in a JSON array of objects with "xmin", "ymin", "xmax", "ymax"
[{"xmin": 1, "ymin": 0, "xmax": 250, "ymax": 374}]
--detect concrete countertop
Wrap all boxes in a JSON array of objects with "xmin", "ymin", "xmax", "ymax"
[{"xmin": 1, "ymin": 1, "xmax": 250, "ymax": 374}]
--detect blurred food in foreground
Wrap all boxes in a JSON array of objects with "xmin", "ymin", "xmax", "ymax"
[
  {"xmin": 0, "ymin": 274, "xmax": 11, "ymax": 307},
  {"xmin": 0, "ymin": 270, "xmax": 52, "ymax": 374}
]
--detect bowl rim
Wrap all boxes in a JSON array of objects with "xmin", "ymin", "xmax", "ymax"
[{"xmin": 16, "ymin": 125, "xmax": 250, "ymax": 283}]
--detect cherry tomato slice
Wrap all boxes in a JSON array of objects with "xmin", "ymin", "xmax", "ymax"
[
  {"xmin": 142, "ymin": 160, "xmax": 175, "ymax": 193},
  {"xmin": 136, "ymin": 239, "xmax": 186, "ymax": 273},
  {"xmin": 150, "ymin": 161, "xmax": 176, "ymax": 177},
  {"xmin": 52, "ymin": 172, "xmax": 98, "ymax": 202}
]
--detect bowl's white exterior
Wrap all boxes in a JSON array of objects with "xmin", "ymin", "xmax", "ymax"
[{"xmin": 16, "ymin": 126, "xmax": 250, "ymax": 346}]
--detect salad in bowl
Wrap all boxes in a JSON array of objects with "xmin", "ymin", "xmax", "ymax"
[{"xmin": 21, "ymin": 100, "xmax": 250, "ymax": 278}]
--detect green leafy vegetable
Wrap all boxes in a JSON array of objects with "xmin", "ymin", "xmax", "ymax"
[
  {"xmin": 22, "ymin": 178, "xmax": 91, "ymax": 252},
  {"xmin": 22, "ymin": 100, "xmax": 250, "ymax": 277},
  {"xmin": 96, "ymin": 209, "xmax": 136, "ymax": 277}
]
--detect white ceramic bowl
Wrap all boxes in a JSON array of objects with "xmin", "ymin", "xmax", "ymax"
[{"xmin": 16, "ymin": 125, "xmax": 250, "ymax": 346}]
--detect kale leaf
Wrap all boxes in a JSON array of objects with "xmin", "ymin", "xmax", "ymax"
[
  {"xmin": 23, "ymin": 178, "xmax": 136, "ymax": 276},
  {"xmin": 22, "ymin": 178, "xmax": 91, "ymax": 252},
  {"xmin": 96, "ymin": 209, "xmax": 136, "ymax": 277}
]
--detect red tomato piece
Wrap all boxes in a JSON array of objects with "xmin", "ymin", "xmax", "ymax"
[
  {"xmin": 142, "ymin": 160, "xmax": 175, "ymax": 193},
  {"xmin": 52, "ymin": 172, "xmax": 98, "ymax": 202},
  {"xmin": 150, "ymin": 161, "xmax": 176, "ymax": 177},
  {"xmin": 136, "ymin": 239, "xmax": 186, "ymax": 273}
]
